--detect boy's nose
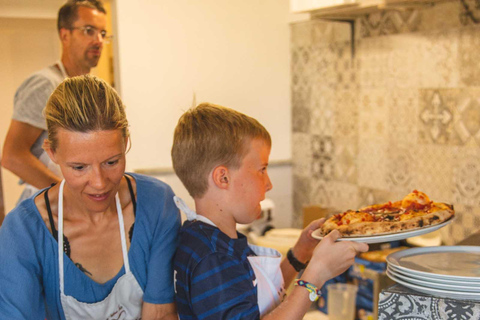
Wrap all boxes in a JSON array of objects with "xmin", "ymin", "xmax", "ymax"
[{"xmin": 266, "ymin": 175, "xmax": 273, "ymax": 192}]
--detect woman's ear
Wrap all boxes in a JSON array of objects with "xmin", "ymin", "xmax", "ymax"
[
  {"xmin": 42, "ymin": 139, "xmax": 58, "ymax": 165},
  {"xmin": 211, "ymin": 165, "xmax": 230, "ymax": 190}
]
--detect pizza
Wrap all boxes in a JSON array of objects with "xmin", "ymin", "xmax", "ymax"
[{"xmin": 319, "ymin": 190, "xmax": 454, "ymax": 237}]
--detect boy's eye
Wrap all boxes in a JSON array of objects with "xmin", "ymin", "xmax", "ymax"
[{"xmin": 72, "ymin": 165, "xmax": 85, "ymax": 171}]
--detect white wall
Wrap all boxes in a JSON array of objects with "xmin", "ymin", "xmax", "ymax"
[
  {"xmin": 114, "ymin": 0, "xmax": 295, "ymax": 227},
  {"xmin": 114, "ymin": 0, "xmax": 292, "ymax": 170}
]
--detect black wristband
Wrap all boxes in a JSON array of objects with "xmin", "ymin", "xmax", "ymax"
[{"xmin": 287, "ymin": 248, "xmax": 307, "ymax": 272}]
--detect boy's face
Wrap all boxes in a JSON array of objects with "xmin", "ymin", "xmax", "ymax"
[{"xmin": 228, "ymin": 138, "xmax": 273, "ymax": 224}]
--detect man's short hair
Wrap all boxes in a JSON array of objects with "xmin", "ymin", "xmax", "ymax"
[
  {"xmin": 171, "ymin": 103, "xmax": 271, "ymax": 198},
  {"xmin": 57, "ymin": 0, "xmax": 106, "ymax": 32}
]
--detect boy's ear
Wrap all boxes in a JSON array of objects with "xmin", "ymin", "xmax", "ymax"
[
  {"xmin": 212, "ymin": 165, "xmax": 230, "ymax": 190},
  {"xmin": 43, "ymin": 139, "xmax": 58, "ymax": 165}
]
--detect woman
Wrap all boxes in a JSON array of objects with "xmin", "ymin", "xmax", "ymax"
[{"xmin": 0, "ymin": 75, "xmax": 180, "ymax": 319}]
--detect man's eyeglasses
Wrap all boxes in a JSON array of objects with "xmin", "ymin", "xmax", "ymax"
[{"xmin": 70, "ymin": 26, "xmax": 113, "ymax": 44}]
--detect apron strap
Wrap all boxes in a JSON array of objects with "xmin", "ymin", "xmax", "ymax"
[{"xmin": 58, "ymin": 180, "xmax": 66, "ymax": 293}]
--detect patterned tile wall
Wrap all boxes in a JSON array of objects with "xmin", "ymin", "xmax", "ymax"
[{"xmin": 291, "ymin": 1, "xmax": 480, "ymax": 244}]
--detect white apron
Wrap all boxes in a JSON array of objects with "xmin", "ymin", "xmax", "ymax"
[
  {"xmin": 58, "ymin": 180, "xmax": 144, "ymax": 320},
  {"xmin": 174, "ymin": 196, "xmax": 284, "ymax": 316}
]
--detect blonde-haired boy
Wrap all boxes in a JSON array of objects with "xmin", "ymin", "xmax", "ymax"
[{"xmin": 172, "ymin": 103, "xmax": 368, "ymax": 320}]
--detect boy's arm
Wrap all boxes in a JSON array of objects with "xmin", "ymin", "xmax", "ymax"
[
  {"xmin": 279, "ymin": 219, "xmax": 324, "ymax": 288},
  {"xmin": 263, "ymin": 230, "xmax": 368, "ymax": 320}
]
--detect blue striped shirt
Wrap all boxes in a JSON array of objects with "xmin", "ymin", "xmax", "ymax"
[{"xmin": 174, "ymin": 220, "xmax": 260, "ymax": 319}]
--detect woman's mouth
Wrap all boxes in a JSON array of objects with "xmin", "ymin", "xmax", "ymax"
[{"xmin": 87, "ymin": 192, "xmax": 109, "ymax": 202}]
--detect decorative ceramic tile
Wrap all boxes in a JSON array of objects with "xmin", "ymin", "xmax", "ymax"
[
  {"xmin": 414, "ymin": 145, "xmax": 455, "ymax": 203},
  {"xmin": 440, "ymin": 204, "xmax": 480, "ymax": 245},
  {"xmin": 459, "ymin": 25, "xmax": 480, "ymax": 86},
  {"xmin": 420, "ymin": 29, "xmax": 460, "ymax": 88},
  {"xmin": 293, "ymin": 175, "xmax": 312, "ymax": 227},
  {"xmin": 386, "ymin": 34, "xmax": 425, "ymax": 89},
  {"xmin": 388, "ymin": 89, "xmax": 419, "ymax": 144},
  {"xmin": 334, "ymin": 88, "xmax": 358, "ymax": 141},
  {"xmin": 418, "ymin": 89, "xmax": 459, "ymax": 145},
  {"xmin": 379, "ymin": 285, "xmax": 480, "ymax": 320},
  {"xmin": 292, "ymin": 106, "xmax": 311, "ymax": 134},
  {"xmin": 292, "ymin": 133, "xmax": 312, "ymax": 178},
  {"xmin": 311, "ymin": 134, "xmax": 334, "ymax": 181},
  {"xmin": 290, "ymin": 14, "xmax": 480, "ymax": 245},
  {"xmin": 385, "ymin": 144, "xmax": 418, "ymax": 194},
  {"xmin": 358, "ymin": 10, "xmax": 420, "ymax": 38},
  {"xmin": 333, "ymin": 142, "xmax": 357, "ymax": 184},
  {"xmin": 357, "ymin": 140, "xmax": 388, "ymax": 190},
  {"xmin": 358, "ymin": 89, "xmax": 389, "ymax": 143},
  {"xmin": 321, "ymin": 181, "xmax": 359, "ymax": 212},
  {"xmin": 311, "ymin": 19, "xmax": 351, "ymax": 44},
  {"xmin": 309, "ymin": 88, "xmax": 334, "ymax": 136},
  {"xmin": 356, "ymin": 37, "xmax": 391, "ymax": 88},
  {"xmin": 452, "ymin": 148, "xmax": 480, "ymax": 207},
  {"xmin": 453, "ymin": 88, "xmax": 480, "ymax": 146},
  {"xmin": 292, "ymin": 46, "xmax": 313, "ymax": 91},
  {"xmin": 332, "ymin": 41, "xmax": 357, "ymax": 91},
  {"xmin": 311, "ymin": 43, "xmax": 337, "ymax": 90},
  {"xmin": 310, "ymin": 178, "xmax": 332, "ymax": 209},
  {"xmin": 417, "ymin": 1, "xmax": 462, "ymax": 32},
  {"xmin": 459, "ymin": 0, "xmax": 480, "ymax": 27}
]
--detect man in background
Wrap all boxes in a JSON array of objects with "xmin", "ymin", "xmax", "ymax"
[{"xmin": 1, "ymin": 0, "xmax": 109, "ymax": 203}]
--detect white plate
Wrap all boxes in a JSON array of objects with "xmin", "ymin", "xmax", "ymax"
[
  {"xmin": 387, "ymin": 266, "xmax": 480, "ymax": 292},
  {"xmin": 388, "ymin": 264, "xmax": 480, "ymax": 285},
  {"xmin": 387, "ymin": 246, "xmax": 480, "ymax": 281},
  {"xmin": 311, "ymin": 218, "xmax": 453, "ymax": 244},
  {"xmin": 386, "ymin": 269, "xmax": 480, "ymax": 301}
]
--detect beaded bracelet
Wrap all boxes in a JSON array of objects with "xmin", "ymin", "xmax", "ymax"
[{"xmin": 295, "ymin": 279, "xmax": 322, "ymax": 302}]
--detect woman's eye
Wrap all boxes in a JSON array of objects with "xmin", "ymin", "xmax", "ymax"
[{"xmin": 106, "ymin": 160, "xmax": 119, "ymax": 166}]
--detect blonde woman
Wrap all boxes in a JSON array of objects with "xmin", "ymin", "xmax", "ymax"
[{"xmin": 0, "ymin": 75, "xmax": 180, "ymax": 319}]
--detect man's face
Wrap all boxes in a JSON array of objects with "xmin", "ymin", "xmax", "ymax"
[{"xmin": 64, "ymin": 6, "xmax": 107, "ymax": 70}]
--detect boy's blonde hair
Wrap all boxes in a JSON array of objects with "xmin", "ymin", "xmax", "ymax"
[
  {"xmin": 171, "ymin": 103, "xmax": 271, "ymax": 198},
  {"xmin": 45, "ymin": 74, "xmax": 129, "ymax": 151}
]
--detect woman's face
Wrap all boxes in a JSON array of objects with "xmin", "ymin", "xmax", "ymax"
[{"xmin": 47, "ymin": 129, "xmax": 127, "ymax": 213}]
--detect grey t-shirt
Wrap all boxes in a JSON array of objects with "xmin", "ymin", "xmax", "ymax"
[{"xmin": 12, "ymin": 64, "xmax": 65, "ymax": 202}]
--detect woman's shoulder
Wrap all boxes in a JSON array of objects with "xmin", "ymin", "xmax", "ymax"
[
  {"xmin": 2, "ymin": 198, "xmax": 44, "ymax": 229},
  {"xmin": 0, "ymin": 199, "xmax": 49, "ymax": 249}
]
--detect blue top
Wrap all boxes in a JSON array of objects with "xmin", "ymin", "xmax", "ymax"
[
  {"xmin": 174, "ymin": 220, "xmax": 260, "ymax": 320},
  {"xmin": 0, "ymin": 173, "xmax": 181, "ymax": 320}
]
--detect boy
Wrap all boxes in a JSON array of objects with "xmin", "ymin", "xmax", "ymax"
[{"xmin": 171, "ymin": 103, "xmax": 368, "ymax": 319}]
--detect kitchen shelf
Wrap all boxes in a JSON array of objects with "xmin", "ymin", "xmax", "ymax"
[{"xmin": 305, "ymin": 0, "xmax": 453, "ymax": 20}]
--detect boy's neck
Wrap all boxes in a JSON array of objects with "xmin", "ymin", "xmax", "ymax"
[{"xmin": 194, "ymin": 198, "xmax": 238, "ymax": 239}]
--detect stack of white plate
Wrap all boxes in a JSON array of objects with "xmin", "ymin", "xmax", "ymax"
[{"xmin": 386, "ymin": 246, "xmax": 480, "ymax": 301}]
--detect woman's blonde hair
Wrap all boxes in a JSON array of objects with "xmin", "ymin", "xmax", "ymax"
[
  {"xmin": 171, "ymin": 103, "xmax": 271, "ymax": 198},
  {"xmin": 45, "ymin": 74, "xmax": 129, "ymax": 150}
]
